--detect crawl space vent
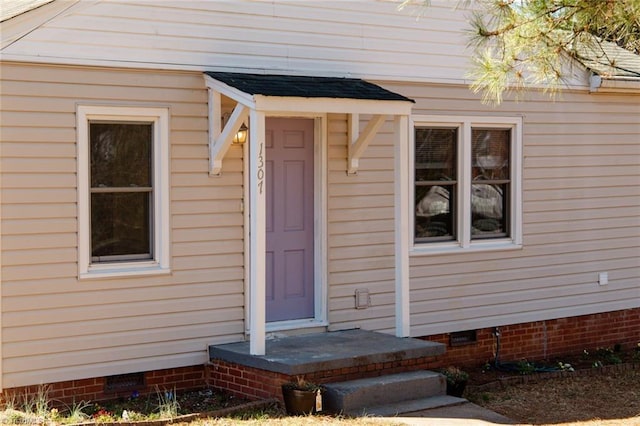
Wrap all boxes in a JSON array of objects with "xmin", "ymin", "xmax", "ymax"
[
  {"xmin": 449, "ymin": 330, "xmax": 477, "ymax": 347},
  {"xmin": 104, "ymin": 372, "xmax": 145, "ymax": 393}
]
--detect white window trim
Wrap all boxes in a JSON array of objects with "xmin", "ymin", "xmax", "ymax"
[
  {"xmin": 77, "ymin": 105, "xmax": 171, "ymax": 279},
  {"xmin": 410, "ymin": 115, "xmax": 523, "ymax": 256}
]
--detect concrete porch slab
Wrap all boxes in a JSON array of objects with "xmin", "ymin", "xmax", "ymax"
[{"xmin": 209, "ymin": 329, "xmax": 445, "ymax": 376}]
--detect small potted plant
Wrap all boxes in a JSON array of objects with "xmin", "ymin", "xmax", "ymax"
[
  {"xmin": 281, "ymin": 376, "xmax": 321, "ymax": 415},
  {"xmin": 440, "ymin": 366, "xmax": 469, "ymax": 397}
]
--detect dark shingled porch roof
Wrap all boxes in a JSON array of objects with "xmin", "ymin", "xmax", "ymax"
[{"xmin": 204, "ymin": 71, "xmax": 414, "ymax": 102}]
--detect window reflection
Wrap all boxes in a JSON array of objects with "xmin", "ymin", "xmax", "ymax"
[
  {"xmin": 414, "ymin": 127, "xmax": 456, "ymax": 240},
  {"xmin": 471, "ymin": 184, "xmax": 505, "ymax": 235},
  {"xmin": 414, "ymin": 126, "xmax": 511, "ymax": 243},
  {"xmin": 471, "ymin": 129, "xmax": 510, "ymax": 238},
  {"xmin": 415, "ymin": 185, "xmax": 455, "ymax": 238}
]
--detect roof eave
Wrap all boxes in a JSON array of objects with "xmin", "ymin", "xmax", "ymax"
[
  {"xmin": 204, "ymin": 72, "xmax": 414, "ymax": 116},
  {"xmin": 590, "ymin": 74, "xmax": 640, "ymax": 94}
]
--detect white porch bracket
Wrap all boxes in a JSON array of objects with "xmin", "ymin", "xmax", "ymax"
[
  {"xmin": 209, "ymin": 91, "xmax": 249, "ymax": 176},
  {"xmin": 347, "ymin": 114, "xmax": 386, "ymax": 175}
]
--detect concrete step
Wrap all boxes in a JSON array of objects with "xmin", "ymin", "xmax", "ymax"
[
  {"xmin": 347, "ymin": 394, "xmax": 467, "ymax": 417},
  {"xmin": 210, "ymin": 329, "xmax": 445, "ymax": 376},
  {"xmin": 321, "ymin": 370, "xmax": 447, "ymax": 415}
]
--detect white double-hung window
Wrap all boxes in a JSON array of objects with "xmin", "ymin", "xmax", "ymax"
[
  {"xmin": 77, "ymin": 106, "xmax": 170, "ymax": 278},
  {"xmin": 412, "ymin": 115, "xmax": 522, "ymax": 253}
]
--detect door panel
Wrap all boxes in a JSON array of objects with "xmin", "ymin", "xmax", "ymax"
[
  {"xmin": 265, "ymin": 118, "xmax": 315, "ymax": 322},
  {"xmin": 283, "ymin": 161, "xmax": 305, "ymax": 230}
]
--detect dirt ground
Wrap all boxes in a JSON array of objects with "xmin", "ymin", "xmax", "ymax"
[
  {"xmin": 466, "ymin": 366, "xmax": 640, "ymax": 425},
  {"xmin": 180, "ymin": 364, "xmax": 640, "ymax": 426},
  {"xmin": 5, "ymin": 355, "xmax": 636, "ymax": 425}
]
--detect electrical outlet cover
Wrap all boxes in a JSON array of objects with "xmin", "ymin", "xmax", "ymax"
[{"xmin": 599, "ymin": 272, "xmax": 608, "ymax": 286}]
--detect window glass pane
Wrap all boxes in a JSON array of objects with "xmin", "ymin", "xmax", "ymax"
[
  {"xmin": 472, "ymin": 129, "xmax": 510, "ymax": 181},
  {"xmin": 415, "ymin": 127, "xmax": 457, "ymax": 242},
  {"xmin": 471, "ymin": 183, "xmax": 507, "ymax": 238},
  {"xmin": 415, "ymin": 184, "xmax": 456, "ymax": 240},
  {"xmin": 90, "ymin": 123, "xmax": 152, "ymax": 188},
  {"xmin": 91, "ymin": 192, "xmax": 151, "ymax": 258},
  {"xmin": 415, "ymin": 128, "xmax": 457, "ymax": 182}
]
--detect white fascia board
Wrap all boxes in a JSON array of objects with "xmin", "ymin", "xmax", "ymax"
[
  {"xmin": 590, "ymin": 74, "xmax": 640, "ymax": 93},
  {"xmin": 253, "ymin": 95, "xmax": 413, "ymax": 116},
  {"xmin": 204, "ymin": 75, "xmax": 256, "ymax": 109}
]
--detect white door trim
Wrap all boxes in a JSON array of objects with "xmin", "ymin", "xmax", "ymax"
[{"xmin": 244, "ymin": 113, "xmax": 328, "ymax": 336}]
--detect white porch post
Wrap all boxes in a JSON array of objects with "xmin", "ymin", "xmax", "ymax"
[
  {"xmin": 394, "ymin": 115, "xmax": 411, "ymax": 337},
  {"xmin": 249, "ymin": 110, "xmax": 267, "ymax": 355}
]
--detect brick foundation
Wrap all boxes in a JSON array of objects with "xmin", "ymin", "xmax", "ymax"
[
  {"xmin": 0, "ymin": 365, "xmax": 207, "ymax": 408},
  {"xmin": 209, "ymin": 308, "xmax": 640, "ymax": 401},
  {"xmin": 422, "ymin": 308, "xmax": 640, "ymax": 370},
  {"xmin": 1, "ymin": 308, "xmax": 637, "ymax": 406}
]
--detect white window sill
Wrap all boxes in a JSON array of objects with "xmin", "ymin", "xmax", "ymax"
[
  {"xmin": 410, "ymin": 240, "xmax": 522, "ymax": 257},
  {"xmin": 80, "ymin": 262, "xmax": 171, "ymax": 280}
]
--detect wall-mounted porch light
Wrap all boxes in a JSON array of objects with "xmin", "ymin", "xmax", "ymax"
[{"xmin": 233, "ymin": 123, "xmax": 248, "ymax": 144}]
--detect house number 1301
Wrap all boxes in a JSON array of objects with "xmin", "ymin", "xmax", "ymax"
[{"xmin": 257, "ymin": 142, "xmax": 265, "ymax": 194}]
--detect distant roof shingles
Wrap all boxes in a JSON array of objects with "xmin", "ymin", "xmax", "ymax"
[
  {"xmin": 574, "ymin": 37, "xmax": 640, "ymax": 79},
  {"xmin": 205, "ymin": 72, "xmax": 414, "ymax": 102}
]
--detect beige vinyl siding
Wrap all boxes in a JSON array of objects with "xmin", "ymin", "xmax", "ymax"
[
  {"xmin": 0, "ymin": 62, "xmax": 245, "ymax": 388},
  {"xmin": 1, "ymin": 64, "xmax": 638, "ymax": 389},
  {"xmin": 390, "ymin": 82, "xmax": 639, "ymax": 336},
  {"xmin": 1, "ymin": 1, "xmax": 510, "ymax": 87},
  {"xmin": 324, "ymin": 83, "xmax": 639, "ymax": 336},
  {"xmin": 326, "ymin": 115, "xmax": 397, "ymax": 333}
]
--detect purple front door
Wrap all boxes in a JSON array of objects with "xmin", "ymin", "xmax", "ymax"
[{"xmin": 265, "ymin": 118, "xmax": 315, "ymax": 322}]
